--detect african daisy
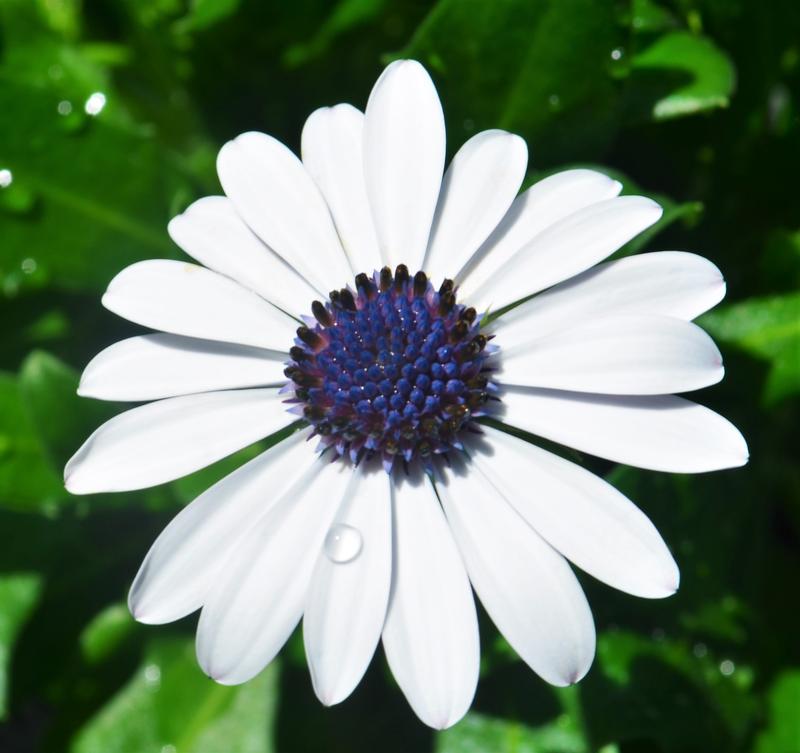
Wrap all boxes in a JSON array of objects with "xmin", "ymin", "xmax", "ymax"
[{"xmin": 65, "ymin": 60, "xmax": 748, "ymax": 729}]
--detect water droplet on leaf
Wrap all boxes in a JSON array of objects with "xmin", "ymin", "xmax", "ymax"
[
  {"xmin": 85, "ymin": 91, "xmax": 107, "ymax": 116},
  {"xmin": 144, "ymin": 663, "xmax": 161, "ymax": 686},
  {"xmin": 324, "ymin": 524, "xmax": 362, "ymax": 564},
  {"xmin": 719, "ymin": 659, "xmax": 735, "ymax": 676}
]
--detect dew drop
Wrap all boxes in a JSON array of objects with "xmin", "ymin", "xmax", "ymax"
[
  {"xmin": 324, "ymin": 524, "xmax": 362, "ymax": 564},
  {"xmin": 144, "ymin": 663, "xmax": 161, "ymax": 686},
  {"xmin": 85, "ymin": 91, "xmax": 107, "ymax": 116},
  {"xmin": 610, "ymin": 47, "xmax": 624, "ymax": 61},
  {"xmin": 0, "ymin": 169, "xmax": 12, "ymax": 188},
  {"xmin": 57, "ymin": 100, "xmax": 73, "ymax": 116},
  {"xmin": 21, "ymin": 257, "xmax": 37, "ymax": 275},
  {"xmin": 719, "ymin": 659, "xmax": 735, "ymax": 676}
]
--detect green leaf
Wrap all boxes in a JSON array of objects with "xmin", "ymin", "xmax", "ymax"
[
  {"xmin": 399, "ymin": 0, "xmax": 624, "ymax": 163},
  {"xmin": 0, "ymin": 572, "xmax": 43, "ymax": 719},
  {"xmin": 630, "ymin": 0, "xmax": 677, "ymax": 33},
  {"xmin": 79, "ymin": 602, "xmax": 137, "ymax": 665},
  {"xmin": 701, "ymin": 294, "xmax": 800, "ymax": 405},
  {"xmin": 583, "ymin": 630, "xmax": 757, "ymax": 751},
  {"xmin": 436, "ymin": 711, "xmax": 587, "ymax": 753},
  {"xmin": 0, "ymin": 3, "xmax": 186, "ymax": 295},
  {"xmin": 283, "ymin": 0, "xmax": 387, "ymax": 67},
  {"xmin": 0, "ymin": 78, "xmax": 178, "ymax": 294},
  {"xmin": 71, "ymin": 638, "xmax": 279, "ymax": 753},
  {"xmin": 177, "ymin": 0, "xmax": 242, "ymax": 32},
  {"xmin": 0, "ymin": 371, "xmax": 65, "ymax": 512},
  {"xmin": 630, "ymin": 31, "xmax": 736, "ymax": 120},
  {"xmin": 754, "ymin": 670, "xmax": 800, "ymax": 753},
  {"xmin": 18, "ymin": 350, "xmax": 119, "ymax": 471}
]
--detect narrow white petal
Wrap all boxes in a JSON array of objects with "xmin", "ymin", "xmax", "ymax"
[
  {"xmin": 423, "ymin": 130, "xmax": 527, "ymax": 285},
  {"xmin": 471, "ymin": 426, "xmax": 680, "ymax": 599},
  {"xmin": 493, "ymin": 251, "xmax": 726, "ymax": 350},
  {"xmin": 301, "ymin": 104, "xmax": 382, "ymax": 275},
  {"xmin": 364, "ymin": 60, "xmax": 446, "ymax": 272},
  {"xmin": 438, "ymin": 457, "xmax": 595, "ymax": 684},
  {"xmin": 128, "ymin": 431, "xmax": 314, "ymax": 624},
  {"xmin": 196, "ymin": 458, "xmax": 352, "ymax": 685},
  {"xmin": 102, "ymin": 260, "xmax": 297, "ymax": 351},
  {"xmin": 78, "ymin": 334, "xmax": 286, "ymax": 402},
  {"xmin": 498, "ymin": 387, "xmax": 749, "ymax": 473},
  {"xmin": 498, "ymin": 314, "xmax": 724, "ymax": 395},
  {"xmin": 303, "ymin": 468, "xmax": 392, "ymax": 706},
  {"xmin": 217, "ymin": 131, "xmax": 353, "ymax": 293},
  {"xmin": 64, "ymin": 388, "xmax": 290, "ymax": 494},
  {"xmin": 467, "ymin": 196, "xmax": 663, "ymax": 313},
  {"xmin": 382, "ymin": 475, "xmax": 479, "ymax": 730},
  {"xmin": 457, "ymin": 169, "xmax": 622, "ymax": 298},
  {"xmin": 168, "ymin": 196, "xmax": 318, "ymax": 317}
]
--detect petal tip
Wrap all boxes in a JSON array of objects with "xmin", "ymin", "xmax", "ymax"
[{"xmin": 63, "ymin": 461, "xmax": 86, "ymax": 495}]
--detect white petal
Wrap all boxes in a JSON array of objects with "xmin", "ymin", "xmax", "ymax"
[
  {"xmin": 129, "ymin": 430, "xmax": 315, "ymax": 624},
  {"xmin": 423, "ymin": 130, "xmax": 528, "ymax": 285},
  {"xmin": 497, "ymin": 387, "xmax": 749, "ymax": 473},
  {"xmin": 78, "ymin": 334, "xmax": 286, "ymax": 402},
  {"xmin": 168, "ymin": 196, "xmax": 318, "ymax": 317},
  {"xmin": 303, "ymin": 468, "xmax": 392, "ymax": 705},
  {"xmin": 217, "ymin": 131, "xmax": 353, "ymax": 294},
  {"xmin": 492, "ymin": 251, "xmax": 726, "ymax": 350},
  {"xmin": 381, "ymin": 475, "xmax": 479, "ymax": 730},
  {"xmin": 466, "ymin": 196, "xmax": 662, "ymax": 313},
  {"xmin": 196, "ymin": 457, "xmax": 352, "ymax": 685},
  {"xmin": 457, "ymin": 169, "xmax": 622, "ymax": 298},
  {"xmin": 363, "ymin": 60, "xmax": 446, "ymax": 272},
  {"xmin": 64, "ymin": 388, "xmax": 290, "ymax": 494},
  {"xmin": 470, "ymin": 426, "xmax": 679, "ymax": 599},
  {"xmin": 437, "ymin": 455, "xmax": 595, "ymax": 684},
  {"xmin": 102, "ymin": 260, "xmax": 297, "ymax": 351},
  {"xmin": 498, "ymin": 314, "xmax": 724, "ymax": 395},
  {"xmin": 301, "ymin": 104, "xmax": 382, "ymax": 275}
]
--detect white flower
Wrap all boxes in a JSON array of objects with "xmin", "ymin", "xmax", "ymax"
[{"xmin": 64, "ymin": 60, "xmax": 748, "ymax": 729}]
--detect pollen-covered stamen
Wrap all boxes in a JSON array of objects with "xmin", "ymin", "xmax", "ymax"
[{"xmin": 285, "ymin": 265, "xmax": 496, "ymax": 472}]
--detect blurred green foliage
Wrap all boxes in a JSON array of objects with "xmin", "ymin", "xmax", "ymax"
[{"xmin": 1, "ymin": 0, "xmax": 799, "ymax": 751}]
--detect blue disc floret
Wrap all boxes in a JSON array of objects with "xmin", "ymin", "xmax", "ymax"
[{"xmin": 285, "ymin": 265, "xmax": 496, "ymax": 472}]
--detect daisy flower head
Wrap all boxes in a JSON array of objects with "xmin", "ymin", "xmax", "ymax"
[{"xmin": 65, "ymin": 60, "xmax": 748, "ymax": 729}]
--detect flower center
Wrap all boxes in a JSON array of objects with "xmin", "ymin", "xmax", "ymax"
[{"xmin": 285, "ymin": 265, "xmax": 495, "ymax": 472}]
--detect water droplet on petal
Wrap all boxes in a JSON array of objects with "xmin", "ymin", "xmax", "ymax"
[{"xmin": 324, "ymin": 524, "xmax": 362, "ymax": 564}]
